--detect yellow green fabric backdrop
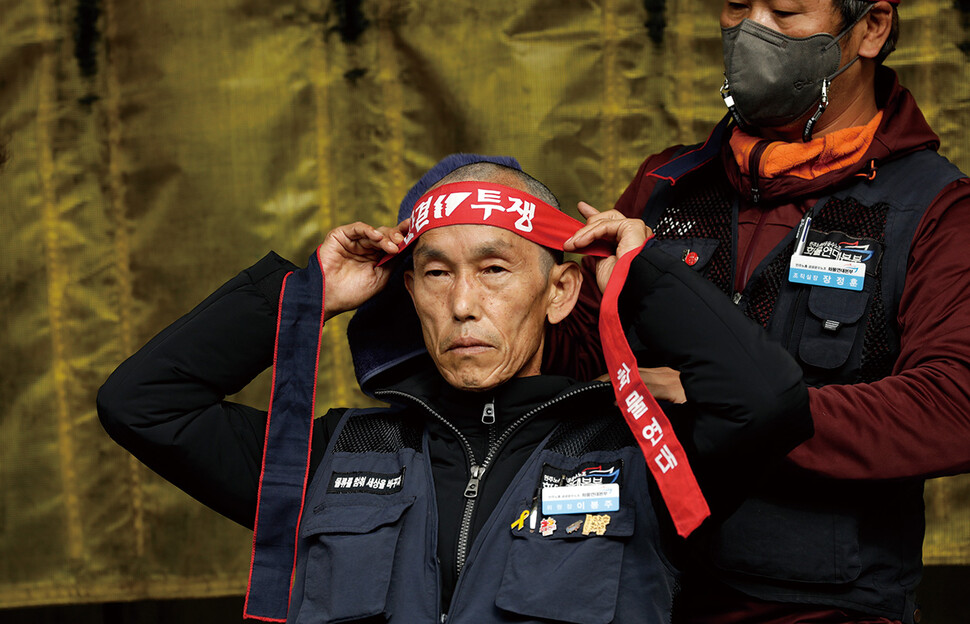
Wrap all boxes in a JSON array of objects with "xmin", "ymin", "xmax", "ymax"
[{"xmin": 2, "ymin": 0, "xmax": 969, "ymax": 608}]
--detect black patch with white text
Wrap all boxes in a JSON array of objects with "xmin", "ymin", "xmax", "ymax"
[
  {"xmin": 328, "ymin": 469, "xmax": 405, "ymax": 494},
  {"xmin": 802, "ymin": 230, "xmax": 883, "ymax": 275}
]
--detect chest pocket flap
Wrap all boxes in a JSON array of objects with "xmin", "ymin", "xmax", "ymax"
[
  {"xmin": 495, "ymin": 503, "xmax": 635, "ymax": 624},
  {"xmin": 296, "ymin": 498, "xmax": 414, "ymax": 624},
  {"xmin": 301, "ymin": 498, "xmax": 413, "ymax": 535},
  {"xmin": 799, "ymin": 287, "xmax": 870, "ymax": 370}
]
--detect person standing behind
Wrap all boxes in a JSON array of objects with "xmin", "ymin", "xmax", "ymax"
[{"xmin": 550, "ymin": 2, "xmax": 970, "ymax": 623}]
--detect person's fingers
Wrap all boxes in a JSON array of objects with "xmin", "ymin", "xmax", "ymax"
[
  {"xmin": 567, "ymin": 218, "xmax": 624, "ymax": 250},
  {"xmin": 567, "ymin": 203, "xmax": 637, "ymax": 251},
  {"xmin": 334, "ymin": 221, "xmax": 381, "ymax": 242},
  {"xmin": 329, "ymin": 223, "xmax": 390, "ymax": 257},
  {"xmin": 374, "ymin": 225, "xmax": 406, "ymax": 253},
  {"xmin": 579, "ymin": 202, "xmax": 628, "ymax": 224},
  {"xmin": 577, "ymin": 201, "xmax": 600, "ymax": 219},
  {"xmin": 365, "ymin": 218, "xmax": 412, "ymax": 255}
]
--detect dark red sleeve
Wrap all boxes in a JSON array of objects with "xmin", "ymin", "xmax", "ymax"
[
  {"xmin": 543, "ymin": 148, "xmax": 684, "ymax": 379},
  {"xmin": 789, "ymin": 178, "xmax": 970, "ymax": 479}
]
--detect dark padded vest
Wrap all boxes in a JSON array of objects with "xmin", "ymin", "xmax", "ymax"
[
  {"xmin": 640, "ymin": 149, "xmax": 965, "ymax": 622},
  {"xmin": 285, "ymin": 402, "xmax": 679, "ymax": 624}
]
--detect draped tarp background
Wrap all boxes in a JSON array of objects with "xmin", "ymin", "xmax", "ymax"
[{"xmin": 1, "ymin": 0, "xmax": 969, "ymax": 609}]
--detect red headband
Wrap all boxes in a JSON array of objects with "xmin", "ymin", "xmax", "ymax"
[{"xmin": 381, "ymin": 181, "xmax": 614, "ymax": 263}]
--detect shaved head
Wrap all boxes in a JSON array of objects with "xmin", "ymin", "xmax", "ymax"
[{"xmin": 433, "ymin": 162, "xmax": 560, "ymax": 209}]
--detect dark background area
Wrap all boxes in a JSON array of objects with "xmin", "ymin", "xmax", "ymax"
[{"xmin": 1, "ymin": 566, "xmax": 967, "ymax": 623}]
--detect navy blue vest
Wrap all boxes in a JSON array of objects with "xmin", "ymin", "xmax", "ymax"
[
  {"xmin": 286, "ymin": 402, "xmax": 679, "ymax": 623},
  {"xmin": 641, "ymin": 148, "xmax": 965, "ymax": 622}
]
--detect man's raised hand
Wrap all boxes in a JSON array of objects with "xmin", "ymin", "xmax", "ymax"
[
  {"xmin": 563, "ymin": 202, "xmax": 652, "ymax": 293},
  {"xmin": 317, "ymin": 219, "xmax": 410, "ymax": 321}
]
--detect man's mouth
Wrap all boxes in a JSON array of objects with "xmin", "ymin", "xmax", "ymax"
[{"xmin": 446, "ymin": 337, "xmax": 493, "ymax": 354}]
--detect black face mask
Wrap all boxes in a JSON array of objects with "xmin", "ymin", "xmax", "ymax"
[{"xmin": 719, "ymin": 8, "xmax": 870, "ymax": 142}]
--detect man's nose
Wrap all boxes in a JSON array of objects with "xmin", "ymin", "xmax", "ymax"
[{"xmin": 450, "ymin": 274, "xmax": 481, "ymax": 321}]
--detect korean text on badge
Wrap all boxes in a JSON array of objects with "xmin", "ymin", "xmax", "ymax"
[{"xmin": 541, "ymin": 483, "xmax": 619, "ymax": 516}]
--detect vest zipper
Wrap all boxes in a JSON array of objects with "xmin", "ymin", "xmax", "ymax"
[
  {"xmin": 371, "ymin": 390, "xmax": 484, "ymax": 576},
  {"xmin": 748, "ymin": 140, "xmax": 770, "ymax": 205},
  {"xmin": 481, "ymin": 400, "xmax": 495, "ymax": 424},
  {"xmin": 735, "ymin": 206, "xmax": 769, "ymax": 299},
  {"xmin": 735, "ymin": 140, "xmax": 770, "ymax": 302},
  {"xmin": 373, "ymin": 383, "xmax": 610, "ymax": 583}
]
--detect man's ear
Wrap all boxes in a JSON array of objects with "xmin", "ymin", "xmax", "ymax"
[
  {"xmin": 403, "ymin": 269, "xmax": 415, "ymax": 300},
  {"xmin": 546, "ymin": 261, "xmax": 583, "ymax": 325},
  {"xmin": 858, "ymin": 1, "xmax": 893, "ymax": 60}
]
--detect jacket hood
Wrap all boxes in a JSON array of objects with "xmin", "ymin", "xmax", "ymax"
[
  {"xmin": 346, "ymin": 153, "xmax": 521, "ymax": 396},
  {"xmin": 723, "ymin": 67, "xmax": 941, "ymax": 203}
]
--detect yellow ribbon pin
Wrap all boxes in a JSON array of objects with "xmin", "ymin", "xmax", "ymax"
[{"xmin": 511, "ymin": 509, "xmax": 530, "ymax": 531}]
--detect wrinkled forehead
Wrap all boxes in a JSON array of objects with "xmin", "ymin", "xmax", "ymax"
[{"xmin": 410, "ymin": 223, "xmax": 546, "ymax": 264}]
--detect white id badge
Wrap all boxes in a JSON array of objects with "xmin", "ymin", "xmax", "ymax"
[
  {"xmin": 541, "ymin": 483, "xmax": 620, "ymax": 515},
  {"xmin": 788, "ymin": 255, "xmax": 865, "ymax": 291}
]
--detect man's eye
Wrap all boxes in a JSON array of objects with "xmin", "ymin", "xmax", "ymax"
[
  {"xmin": 424, "ymin": 269, "xmax": 447, "ymax": 278},
  {"xmin": 483, "ymin": 265, "xmax": 508, "ymax": 275}
]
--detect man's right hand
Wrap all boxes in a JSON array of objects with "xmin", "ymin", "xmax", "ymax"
[
  {"xmin": 564, "ymin": 201, "xmax": 652, "ymax": 293},
  {"xmin": 596, "ymin": 366, "xmax": 687, "ymax": 404},
  {"xmin": 318, "ymin": 219, "xmax": 410, "ymax": 321}
]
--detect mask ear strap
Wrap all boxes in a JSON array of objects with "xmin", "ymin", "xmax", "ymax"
[
  {"xmin": 802, "ymin": 4, "xmax": 872, "ymax": 143},
  {"xmin": 825, "ymin": 3, "xmax": 874, "ymax": 51},
  {"xmin": 801, "ymin": 47, "xmax": 863, "ymax": 142},
  {"xmin": 720, "ymin": 76, "xmax": 747, "ymax": 129}
]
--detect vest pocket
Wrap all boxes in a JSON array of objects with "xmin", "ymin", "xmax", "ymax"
[
  {"xmin": 296, "ymin": 498, "xmax": 414, "ymax": 624},
  {"xmin": 495, "ymin": 505, "xmax": 635, "ymax": 624},
  {"xmin": 710, "ymin": 496, "xmax": 861, "ymax": 584},
  {"xmin": 797, "ymin": 286, "xmax": 869, "ymax": 370}
]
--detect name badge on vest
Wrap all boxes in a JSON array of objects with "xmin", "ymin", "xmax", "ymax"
[
  {"xmin": 788, "ymin": 210, "xmax": 880, "ymax": 292},
  {"xmin": 540, "ymin": 461, "xmax": 621, "ymax": 516},
  {"xmin": 542, "ymin": 484, "xmax": 619, "ymax": 515}
]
